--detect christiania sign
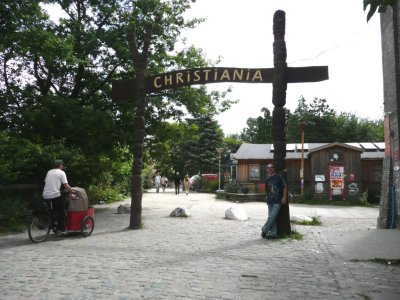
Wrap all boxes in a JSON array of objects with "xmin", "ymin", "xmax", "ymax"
[{"xmin": 112, "ymin": 66, "xmax": 328, "ymax": 101}]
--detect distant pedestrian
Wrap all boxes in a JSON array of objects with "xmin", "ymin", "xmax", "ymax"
[
  {"xmin": 173, "ymin": 171, "xmax": 181, "ymax": 195},
  {"xmin": 183, "ymin": 174, "xmax": 190, "ymax": 195},
  {"xmin": 161, "ymin": 175, "xmax": 168, "ymax": 192},
  {"xmin": 261, "ymin": 164, "xmax": 287, "ymax": 239},
  {"xmin": 154, "ymin": 171, "xmax": 161, "ymax": 193}
]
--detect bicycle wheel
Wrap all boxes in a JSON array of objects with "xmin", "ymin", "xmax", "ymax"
[
  {"xmin": 28, "ymin": 214, "xmax": 51, "ymax": 243},
  {"xmin": 81, "ymin": 215, "xmax": 94, "ymax": 237}
]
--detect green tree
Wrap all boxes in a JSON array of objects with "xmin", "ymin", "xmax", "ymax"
[
  {"xmin": 286, "ymin": 96, "xmax": 336, "ymax": 143},
  {"xmin": 0, "ymin": 0, "xmax": 236, "ymax": 219},
  {"xmin": 333, "ymin": 113, "xmax": 384, "ymax": 142},
  {"xmin": 241, "ymin": 96, "xmax": 384, "ymax": 144},
  {"xmin": 0, "ymin": 0, "xmax": 49, "ymax": 131},
  {"xmin": 114, "ymin": 0, "xmax": 235, "ymax": 228},
  {"xmin": 0, "ymin": 0, "xmax": 140, "ymax": 203},
  {"xmin": 182, "ymin": 114, "xmax": 224, "ymax": 175},
  {"xmin": 240, "ymin": 107, "xmax": 273, "ymax": 143},
  {"xmin": 223, "ymin": 134, "xmax": 242, "ymax": 153},
  {"xmin": 1, "ymin": 0, "xmax": 128, "ymax": 151},
  {"xmin": 287, "ymin": 97, "xmax": 383, "ymax": 143}
]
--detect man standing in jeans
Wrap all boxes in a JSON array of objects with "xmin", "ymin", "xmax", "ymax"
[
  {"xmin": 42, "ymin": 160, "xmax": 74, "ymax": 236},
  {"xmin": 262, "ymin": 163, "xmax": 287, "ymax": 239}
]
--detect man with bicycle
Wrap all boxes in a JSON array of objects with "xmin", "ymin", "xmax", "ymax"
[{"xmin": 42, "ymin": 160, "xmax": 74, "ymax": 236}]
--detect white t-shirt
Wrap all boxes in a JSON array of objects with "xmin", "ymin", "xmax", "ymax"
[
  {"xmin": 42, "ymin": 168, "xmax": 68, "ymax": 199},
  {"xmin": 155, "ymin": 175, "xmax": 161, "ymax": 185}
]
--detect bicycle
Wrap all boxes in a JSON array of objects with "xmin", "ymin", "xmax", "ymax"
[{"xmin": 28, "ymin": 193, "xmax": 94, "ymax": 243}]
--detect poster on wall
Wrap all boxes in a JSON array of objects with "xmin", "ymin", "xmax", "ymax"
[
  {"xmin": 329, "ymin": 165, "xmax": 344, "ymax": 199},
  {"xmin": 315, "ymin": 182, "xmax": 324, "ymax": 193},
  {"xmin": 348, "ymin": 183, "xmax": 359, "ymax": 195}
]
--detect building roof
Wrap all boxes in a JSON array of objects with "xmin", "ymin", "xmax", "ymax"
[
  {"xmin": 233, "ymin": 142, "xmax": 385, "ymax": 160},
  {"xmin": 308, "ymin": 142, "xmax": 364, "ymax": 153},
  {"xmin": 234, "ymin": 144, "xmax": 271, "ymax": 159}
]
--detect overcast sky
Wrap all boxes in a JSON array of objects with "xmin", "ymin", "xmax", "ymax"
[
  {"xmin": 182, "ymin": 0, "xmax": 384, "ymax": 135},
  {"xmin": 45, "ymin": 0, "xmax": 384, "ymax": 135}
]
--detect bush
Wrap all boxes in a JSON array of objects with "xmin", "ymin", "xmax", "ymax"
[
  {"xmin": 0, "ymin": 132, "xmax": 51, "ymax": 184},
  {"xmin": 292, "ymin": 215, "xmax": 322, "ymax": 226},
  {"xmin": 0, "ymin": 195, "xmax": 30, "ymax": 233},
  {"xmin": 358, "ymin": 189, "xmax": 369, "ymax": 206},
  {"xmin": 85, "ymin": 169, "xmax": 126, "ymax": 204},
  {"xmin": 141, "ymin": 165, "xmax": 155, "ymax": 190},
  {"xmin": 225, "ymin": 181, "xmax": 239, "ymax": 193},
  {"xmin": 367, "ymin": 189, "xmax": 380, "ymax": 204},
  {"xmin": 87, "ymin": 184, "xmax": 124, "ymax": 204},
  {"xmin": 200, "ymin": 179, "xmax": 219, "ymax": 192},
  {"xmin": 302, "ymin": 186, "xmax": 314, "ymax": 200},
  {"xmin": 0, "ymin": 131, "xmax": 132, "ymax": 205}
]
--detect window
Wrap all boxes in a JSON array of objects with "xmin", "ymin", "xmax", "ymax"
[
  {"xmin": 260, "ymin": 164, "xmax": 267, "ymax": 181},
  {"xmin": 231, "ymin": 165, "xmax": 237, "ymax": 180},
  {"xmin": 249, "ymin": 164, "xmax": 260, "ymax": 180}
]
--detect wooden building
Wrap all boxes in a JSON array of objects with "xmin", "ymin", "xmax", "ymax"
[{"xmin": 230, "ymin": 142, "xmax": 385, "ymax": 201}]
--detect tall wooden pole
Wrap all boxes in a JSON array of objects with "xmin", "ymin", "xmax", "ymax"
[
  {"xmin": 299, "ymin": 121, "xmax": 306, "ymax": 197},
  {"xmin": 127, "ymin": 25, "xmax": 152, "ymax": 229},
  {"xmin": 272, "ymin": 10, "xmax": 291, "ymax": 235}
]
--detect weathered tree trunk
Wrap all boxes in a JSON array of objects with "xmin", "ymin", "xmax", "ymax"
[
  {"xmin": 272, "ymin": 10, "xmax": 291, "ymax": 235},
  {"xmin": 127, "ymin": 25, "xmax": 152, "ymax": 229}
]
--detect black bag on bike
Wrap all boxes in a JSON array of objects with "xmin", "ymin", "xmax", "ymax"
[{"xmin": 33, "ymin": 201, "xmax": 50, "ymax": 217}]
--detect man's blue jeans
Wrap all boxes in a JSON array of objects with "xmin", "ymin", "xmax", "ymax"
[{"xmin": 262, "ymin": 203, "xmax": 281, "ymax": 237}]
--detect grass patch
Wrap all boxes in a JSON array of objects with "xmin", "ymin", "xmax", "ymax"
[
  {"xmin": 351, "ymin": 258, "xmax": 400, "ymax": 266},
  {"xmin": 277, "ymin": 229, "xmax": 304, "ymax": 240},
  {"xmin": 290, "ymin": 198, "xmax": 376, "ymax": 207},
  {"xmin": 291, "ymin": 215, "xmax": 322, "ymax": 226},
  {"xmin": 0, "ymin": 221, "xmax": 28, "ymax": 235}
]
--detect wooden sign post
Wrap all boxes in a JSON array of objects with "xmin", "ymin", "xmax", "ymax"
[{"xmin": 112, "ymin": 10, "xmax": 329, "ymax": 233}]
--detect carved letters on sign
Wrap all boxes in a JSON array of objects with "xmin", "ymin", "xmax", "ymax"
[
  {"xmin": 148, "ymin": 67, "xmax": 269, "ymax": 93},
  {"xmin": 152, "ymin": 68, "xmax": 264, "ymax": 89},
  {"xmin": 112, "ymin": 66, "xmax": 328, "ymax": 102}
]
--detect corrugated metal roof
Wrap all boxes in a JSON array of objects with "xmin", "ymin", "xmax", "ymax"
[
  {"xmin": 374, "ymin": 142, "xmax": 385, "ymax": 150},
  {"xmin": 233, "ymin": 142, "xmax": 385, "ymax": 160},
  {"xmin": 346, "ymin": 142, "xmax": 363, "ymax": 149},
  {"xmin": 297, "ymin": 143, "xmax": 309, "ymax": 150},
  {"xmin": 360, "ymin": 142, "xmax": 377, "ymax": 150},
  {"xmin": 361, "ymin": 152, "xmax": 385, "ymax": 159},
  {"xmin": 233, "ymin": 143, "xmax": 271, "ymax": 159},
  {"xmin": 286, "ymin": 144, "xmax": 296, "ymax": 151}
]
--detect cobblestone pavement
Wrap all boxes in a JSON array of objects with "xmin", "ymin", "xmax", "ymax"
[{"xmin": 1, "ymin": 190, "xmax": 400, "ymax": 299}]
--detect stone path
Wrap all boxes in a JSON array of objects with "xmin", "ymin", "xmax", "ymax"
[{"xmin": 1, "ymin": 189, "xmax": 399, "ymax": 299}]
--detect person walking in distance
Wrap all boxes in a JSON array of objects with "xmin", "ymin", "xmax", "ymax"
[
  {"xmin": 261, "ymin": 164, "xmax": 287, "ymax": 239},
  {"xmin": 42, "ymin": 160, "xmax": 75, "ymax": 236},
  {"xmin": 161, "ymin": 175, "xmax": 168, "ymax": 192},
  {"xmin": 173, "ymin": 171, "xmax": 181, "ymax": 195},
  {"xmin": 183, "ymin": 174, "xmax": 190, "ymax": 195},
  {"xmin": 154, "ymin": 171, "xmax": 161, "ymax": 193}
]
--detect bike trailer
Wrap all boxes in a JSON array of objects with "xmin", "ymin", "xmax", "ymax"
[{"xmin": 66, "ymin": 187, "xmax": 94, "ymax": 234}]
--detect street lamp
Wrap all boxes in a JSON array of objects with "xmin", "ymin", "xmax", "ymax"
[
  {"xmin": 216, "ymin": 147, "xmax": 224, "ymax": 192},
  {"xmin": 299, "ymin": 121, "xmax": 307, "ymax": 197}
]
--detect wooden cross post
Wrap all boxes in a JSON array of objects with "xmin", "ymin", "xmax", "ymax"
[
  {"xmin": 272, "ymin": 10, "xmax": 327, "ymax": 235},
  {"xmin": 112, "ymin": 10, "xmax": 328, "ymax": 233}
]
